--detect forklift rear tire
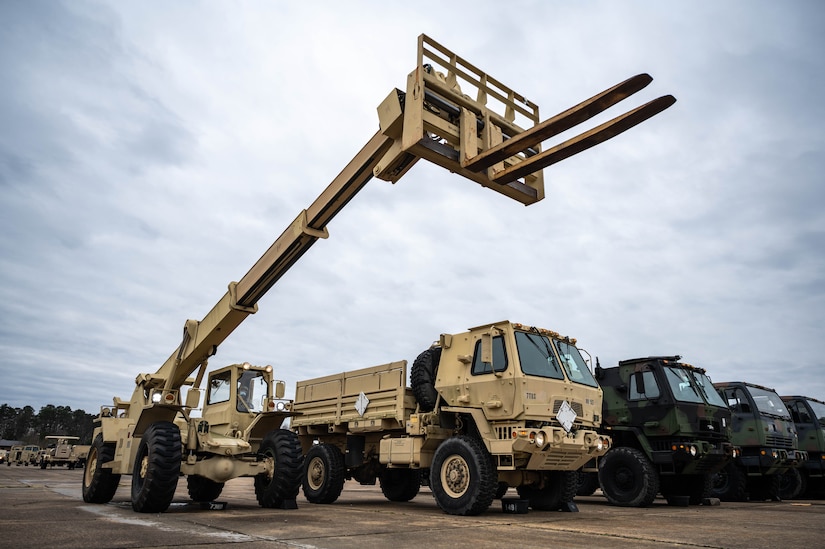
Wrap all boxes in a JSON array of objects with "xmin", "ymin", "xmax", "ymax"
[
  {"xmin": 187, "ymin": 475, "xmax": 225, "ymax": 502},
  {"xmin": 131, "ymin": 421, "xmax": 181, "ymax": 513}
]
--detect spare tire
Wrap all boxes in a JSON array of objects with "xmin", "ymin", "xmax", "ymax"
[{"xmin": 411, "ymin": 347, "xmax": 442, "ymax": 412}]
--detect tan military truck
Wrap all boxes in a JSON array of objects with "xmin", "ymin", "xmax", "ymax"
[
  {"xmin": 40, "ymin": 436, "xmax": 82, "ymax": 469},
  {"xmin": 293, "ymin": 321, "xmax": 611, "ymax": 516},
  {"xmin": 9, "ymin": 445, "xmax": 40, "ymax": 466}
]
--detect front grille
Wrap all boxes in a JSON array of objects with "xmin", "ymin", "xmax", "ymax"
[
  {"xmin": 552, "ymin": 400, "xmax": 583, "ymax": 416},
  {"xmin": 765, "ymin": 433, "xmax": 794, "ymax": 449}
]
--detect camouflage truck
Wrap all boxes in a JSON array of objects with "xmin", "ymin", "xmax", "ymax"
[
  {"xmin": 780, "ymin": 395, "xmax": 825, "ymax": 498},
  {"xmin": 292, "ymin": 321, "xmax": 611, "ymax": 516},
  {"xmin": 712, "ymin": 382, "xmax": 806, "ymax": 501},
  {"xmin": 40, "ymin": 436, "xmax": 82, "ymax": 469},
  {"xmin": 579, "ymin": 356, "xmax": 736, "ymax": 507}
]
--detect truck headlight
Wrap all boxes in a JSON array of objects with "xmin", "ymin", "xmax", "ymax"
[
  {"xmin": 690, "ymin": 445, "xmax": 697, "ymax": 457},
  {"xmin": 534, "ymin": 431, "xmax": 546, "ymax": 448},
  {"xmin": 596, "ymin": 438, "xmax": 604, "ymax": 451}
]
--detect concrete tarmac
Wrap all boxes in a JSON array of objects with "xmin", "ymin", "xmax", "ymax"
[{"xmin": 1, "ymin": 465, "xmax": 822, "ymax": 548}]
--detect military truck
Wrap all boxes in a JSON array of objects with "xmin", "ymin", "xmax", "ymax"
[
  {"xmin": 780, "ymin": 395, "xmax": 825, "ymax": 498},
  {"xmin": 8, "ymin": 445, "xmax": 40, "ymax": 466},
  {"xmin": 578, "ymin": 356, "xmax": 736, "ymax": 507},
  {"xmin": 83, "ymin": 33, "xmax": 673, "ymax": 514},
  {"xmin": 712, "ymin": 382, "xmax": 806, "ymax": 501},
  {"xmin": 292, "ymin": 321, "xmax": 611, "ymax": 516},
  {"xmin": 40, "ymin": 436, "xmax": 82, "ymax": 469}
]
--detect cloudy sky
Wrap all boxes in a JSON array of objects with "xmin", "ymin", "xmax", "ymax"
[{"xmin": 2, "ymin": 1, "xmax": 823, "ymax": 415}]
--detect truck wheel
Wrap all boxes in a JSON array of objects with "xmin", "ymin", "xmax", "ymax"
[
  {"xmin": 301, "ymin": 443, "xmax": 345, "ymax": 504},
  {"xmin": 82, "ymin": 434, "xmax": 121, "ymax": 504},
  {"xmin": 187, "ymin": 475, "xmax": 225, "ymax": 502},
  {"xmin": 576, "ymin": 471, "xmax": 600, "ymax": 496},
  {"xmin": 495, "ymin": 482, "xmax": 509, "ymax": 499},
  {"xmin": 430, "ymin": 435, "xmax": 497, "ymax": 516},
  {"xmin": 710, "ymin": 461, "xmax": 747, "ymax": 501},
  {"xmin": 517, "ymin": 470, "xmax": 579, "ymax": 510},
  {"xmin": 255, "ymin": 429, "xmax": 303, "ymax": 508},
  {"xmin": 598, "ymin": 447, "xmax": 659, "ymax": 507},
  {"xmin": 40, "ymin": 459, "xmax": 47, "ymax": 469},
  {"xmin": 131, "ymin": 421, "xmax": 181, "ymax": 513},
  {"xmin": 379, "ymin": 467, "xmax": 421, "ymax": 502},
  {"xmin": 779, "ymin": 468, "xmax": 804, "ymax": 500},
  {"xmin": 748, "ymin": 473, "xmax": 780, "ymax": 501},
  {"xmin": 411, "ymin": 348, "xmax": 441, "ymax": 412}
]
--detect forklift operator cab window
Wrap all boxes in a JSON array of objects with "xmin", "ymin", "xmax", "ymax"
[
  {"xmin": 208, "ymin": 371, "xmax": 232, "ymax": 404},
  {"xmin": 237, "ymin": 370, "xmax": 267, "ymax": 413}
]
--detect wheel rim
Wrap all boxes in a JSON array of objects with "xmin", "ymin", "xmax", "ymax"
[
  {"xmin": 138, "ymin": 454, "xmax": 149, "ymax": 480},
  {"xmin": 307, "ymin": 456, "xmax": 326, "ymax": 491},
  {"xmin": 84, "ymin": 447, "xmax": 98, "ymax": 486},
  {"xmin": 615, "ymin": 466, "xmax": 635, "ymax": 491},
  {"xmin": 441, "ymin": 454, "xmax": 470, "ymax": 498}
]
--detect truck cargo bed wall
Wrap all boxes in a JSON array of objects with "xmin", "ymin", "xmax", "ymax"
[{"xmin": 292, "ymin": 361, "xmax": 415, "ymax": 433}]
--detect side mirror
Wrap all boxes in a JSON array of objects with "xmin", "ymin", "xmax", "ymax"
[{"xmin": 275, "ymin": 380, "xmax": 286, "ymax": 399}]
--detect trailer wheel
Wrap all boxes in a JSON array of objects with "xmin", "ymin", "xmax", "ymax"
[
  {"xmin": 411, "ymin": 347, "xmax": 441, "ymax": 412},
  {"xmin": 430, "ymin": 435, "xmax": 497, "ymax": 516},
  {"xmin": 301, "ymin": 443, "xmax": 345, "ymax": 504},
  {"xmin": 598, "ymin": 447, "xmax": 659, "ymax": 507},
  {"xmin": 187, "ymin": 475, "xmax": 225, "ymax": 502},
  {"xmin": 517, "ymin": 470, "xmax": 579, "ymax": 510},
  {"xmin": 82, "ymin": 434, "xmax": 121, "ymax": 504},
  {"xmin": 131, "ymin": 421, "xmax": 181, "ymax": 513},
  {"xmin": 576, "ymin": 471, "xmax": 600, "ymax": 496},
  {"xmin": 779, "ymin": 468, "xmax": 804, "ymax": 500},
  {"xmin": 710, "ymin": 461, "xmax": 747, "ymax": 501},
  {"xmin": 379, "ymin": 467, "xmax": 421, "ymax": 502},
  {"xmin": 255, "ymin": 429, "xmax": 303, "ymax": 508}
]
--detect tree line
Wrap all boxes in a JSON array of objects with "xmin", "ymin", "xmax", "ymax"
[{"xmin": 0, "ymin": 404, "xmax": 96, "ymax": 445}]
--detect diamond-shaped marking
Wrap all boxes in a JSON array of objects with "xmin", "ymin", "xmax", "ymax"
[
  {"xmin": 355, "ymin": 392, "xmax": 370, "ymax": 417},
  {"xmin": 556, "ymin": 400, "xmax": 577, "ymax": 433}
]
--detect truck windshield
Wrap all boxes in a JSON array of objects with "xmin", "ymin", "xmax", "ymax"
[
  {"xmin": 806, "ymin": 399, "xmax": 825, "ymax": 426},
  {"xmin": 664, "ymin": 367, "xmax": 704, "ymax": 403},
  {"xmin": 515, "ymin": 331, "xmax": 564, "ymax": 380},
  {"xmin": 748, "ymin": 386, "xmax": 791, "ymax": 419},
  {"xmin": 689, "ymin": 371, "xmax": 728, "ymax": 407},
  {"xmin": 554, "ymin": 340, "xmax": 598, "ymax": 387}
]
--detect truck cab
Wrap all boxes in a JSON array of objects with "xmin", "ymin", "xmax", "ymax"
[
  {"xmin": 590, "ymin": 356, "xmax": 735, "ymax": 506},
  {"xmin": 780, "ymin": 395, "xmax": 825, "ymax": 498},
  {"xmin": 712, "ymin": 381, "xmax": 806, "ymax": 501}
]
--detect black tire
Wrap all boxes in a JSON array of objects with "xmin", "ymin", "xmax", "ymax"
[
  {"xmin": 495, "ymin": 482, "xmax": 509, "ymax": 499},
  {"xmin": 411, "ymin": 348, "xmax": 441, "ymax": 412},
  {"xmin": 711, "ymin": 461, "xmax": 747, "ymax": 501},
  {"xmin": 576, "ymin": 471, "xmax": 600, "ymax": 497},
  {"xmin": 379, "ymin": 467, "xmax": 421, "ymax": 502},
  {"xmin": 779, "ymin": 468, "xmax": 804, "ymax": 500},
  {"xmin": 748, "ymin": 473, "xmax": 780, "ymax": 501},
  {"xmin": 187, "ymin": 474, "xmax": 225, "ymax": 502},
  {"xmin": 430, "ymin": 435, "xmax": 497, "ymax": 516},
  {"xmin": 82, "ymin": 434, "xmax": 121, "ymax": 504},
  {"xmin": 598, "ymin": 447, "xmax": 659, "ymax": 507},
  {"xmin": 517, "ymin": 470, "xmax": 579, "ymax": 511},
  {"xmin": 301, "ymin": 443, "xmax": 345, "ymax": 504},
  {"xmin": 131, "ymin": 421, "xmax": 181, "ymax": 513},
  {"xmin": 40, "ymin": 459, "xmax": 47, "ymax": 469},
  {"xmin": 255, "ymin": 429, "xmax": 303, "ymax": 508}
]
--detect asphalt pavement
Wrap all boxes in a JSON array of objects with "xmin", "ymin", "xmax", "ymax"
[{"xmin": 1, "ymin": 465, "xmax": 822, "ymax": 548}]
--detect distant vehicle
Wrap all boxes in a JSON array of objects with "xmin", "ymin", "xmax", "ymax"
[
  {"xmin": 8, "ymin": 445, "xmax": 40, "ymax": 466},
  {"xmin": 780, "ymin": 395, "xmax": 825, "ymax": 498},
  {"xmin": 40, "ymin": 436, "xmax": 84, "ymax": 469},
  {"xmin": 712, "ymin": 382, "xmax": 806, "ymax": 501}
]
